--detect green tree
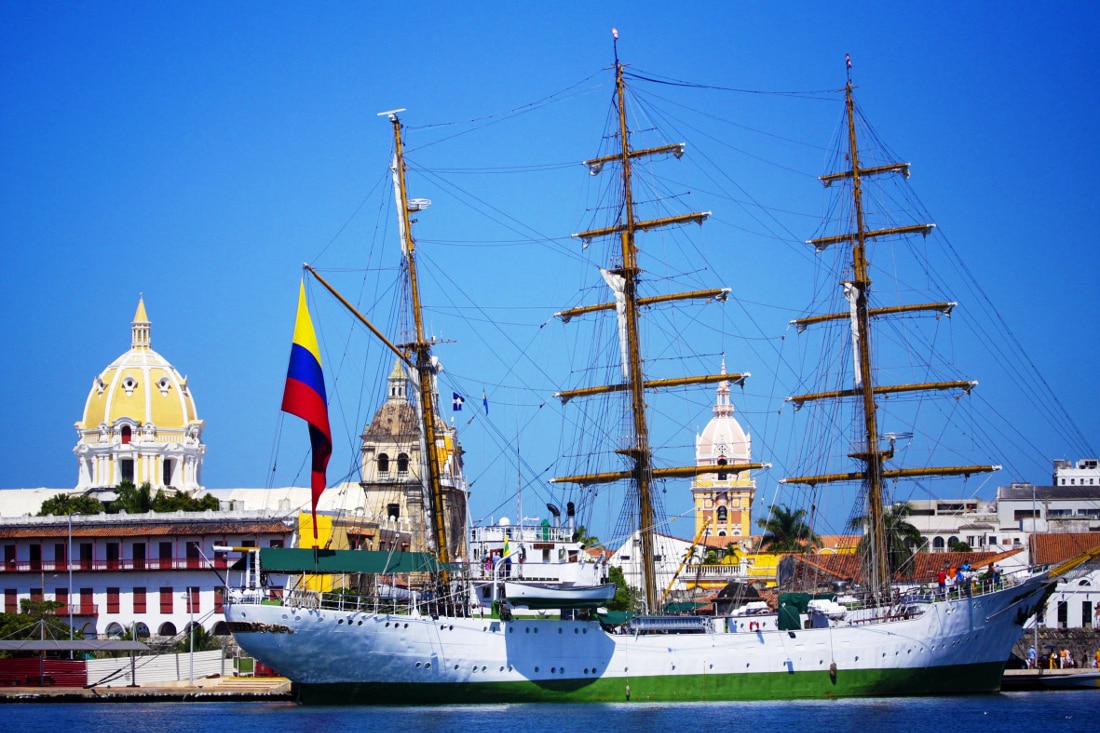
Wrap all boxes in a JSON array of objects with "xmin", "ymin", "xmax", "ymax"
[
  {"xmin": 948, "ymin": 538, "xmax": 973, "ymax": 553},
  {"xmin": 572, "ymin": 525, "xmax": 601, "ymax": 548},
  {"xmin": 38, "ymin": 493, "xmax": 105, "ymax": 516},
  {"xmin": 757, "ymin": 504, "xmax": 821, "ymax": 553},
  {"xmin": 152, "ymin": 489, "xmax": 220, "ymax": 512},
  {"xmin": 847, "ymin": 503, "xmax": 926, "ymax": 578},
  {"xmin": 607, "ymin": 565, "xmax": 637, "ymax": 612},
  {"xmin": 111, "ymin": 480, "xmax": 153, "ymax": 513},
  {"xmin": 174, "ymin": 624, "xmax": 222, "ymax": 654},
  {"xmin": 108, "ymin": 481, "xmax": 221, "ymax": 514},
  {"xmin": 0, "ymin": 601, "xmax": 80, "ymax": 657}
]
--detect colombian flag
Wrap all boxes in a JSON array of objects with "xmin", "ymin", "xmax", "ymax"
[{"xmin": 281, "ymin": 280, "xmax": 332, "ymax": 538}]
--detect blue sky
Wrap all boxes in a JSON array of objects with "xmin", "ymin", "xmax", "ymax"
[{"xmin": 2, "ymin": 2, "xmax": 1098, "ymax": 541}]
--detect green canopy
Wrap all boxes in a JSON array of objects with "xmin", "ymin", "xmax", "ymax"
[
  {"xmin": 230, "ymin": 548, "xmax": 458, "ymax": 574},
  {"xmin": 597, "ymin": 610, "xmax": 633, "ymax": 625}
]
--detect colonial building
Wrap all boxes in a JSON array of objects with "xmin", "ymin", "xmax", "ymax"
[
  {"xmin": 0, "ymin": 511, "xmax": 293, "ymax": 639},
  {"xmin": 73, "ymin": 297, "xmax": 206, "ymax": 494}
]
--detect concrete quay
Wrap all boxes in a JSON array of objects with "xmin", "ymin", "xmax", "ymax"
[{"xmin": 0, "ymin": 675, "xmax": 295, "ymax": 702}]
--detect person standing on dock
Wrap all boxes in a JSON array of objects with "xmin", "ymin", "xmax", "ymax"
[{"xmin": 1028, "ymin": 646, "xmax": 1037, "ymax": 669}]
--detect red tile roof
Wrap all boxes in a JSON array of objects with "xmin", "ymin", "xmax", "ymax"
[{"xmin": 1029, "ymin": 532, "xmax": 1100, "ymax": 566}]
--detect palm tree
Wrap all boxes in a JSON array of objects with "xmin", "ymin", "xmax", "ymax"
[
  {"xmin": 757, "ymin": 504, "xmax": 821, "ymax": 553},
  {"xmin": 847, "ymin": 502, "xmax": 925, "ymax": 578}
]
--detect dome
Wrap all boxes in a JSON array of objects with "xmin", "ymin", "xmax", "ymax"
[
  {"xmin": 695, "ymin": 360, "xmax": 751, "ymax": 464},
  {"xmin": 79, "ymin": 297, "xmax": 198, "ymax": 430},
  {"xmin": 362, "ymin": 360, "xmax": 418, "ymax": 441},
  {"xmin": 73, "ymin": 297, "xmax": 205, "ymax": 492}
]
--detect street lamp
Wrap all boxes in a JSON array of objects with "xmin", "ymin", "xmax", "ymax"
[
  {"xmin": 67, "ymin": 512, "xmax": 81, "ymax": 651},
  {"xmin": 182, "ymin": 589, "xmax": 194, "ymax": 686}
]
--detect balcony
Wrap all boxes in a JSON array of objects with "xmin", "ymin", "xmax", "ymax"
[{"xmin": 0, "ymin": 557, "xmax": 230, "ymax": 574}]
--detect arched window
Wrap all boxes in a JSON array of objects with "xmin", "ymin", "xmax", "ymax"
[
  {"xmin": 717, "ymin": 506, "xmax": 728, "ymax": 523},
  {"xmin": 397, "ymin": 453, "xmax": 410, "ymax": 474},
  {"xmin": 932, "ymin": 536, "xmax": 945, "ymax": 551},
  {"xmin": 377, "ymin": 454, "xmax": 390, "ymax": 474},
  {"xmin": 158, "ymin": 622, "xmax": 177, "ymax": 637},
  {"xmin": 121, "ymin": 425, "xmax": 132, "ymax": 445},
  {"xmin": 133, "ymin": 622, "xmax": 150, "ymax": 639}
]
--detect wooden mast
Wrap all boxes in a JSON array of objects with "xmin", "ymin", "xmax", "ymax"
[
  {"xmin": 782, "ymin": 69, "xmax": 998, "ymax": 602},
  {"xmin": 551, "ymin": 36, "xmax": 766, "ymax": 613},
  {"xmin": 385, "ymin": 111, "xmax": 452, "ymax": 583}
]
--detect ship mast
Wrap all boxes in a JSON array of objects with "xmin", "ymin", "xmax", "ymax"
[
  {"xmin": 783, "ymin": 70, "xmax": 999, "ymax": 603},
  {"xmin": 551, "ymin": 35, "xmax": 766, "ymax": 613},
  {"xmin": 385, "ymin": 112, "xmax": 453, "ymax": 582}
]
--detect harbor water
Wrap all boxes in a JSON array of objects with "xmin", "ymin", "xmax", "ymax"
[{"xmin": 7, "ymin": 691, "xmax": 1096, "ymax": 732}]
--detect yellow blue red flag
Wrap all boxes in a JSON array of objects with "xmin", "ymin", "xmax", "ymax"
[{"xmin": 281, "ymin": 280, "xmax": 332, "ymax": 537}]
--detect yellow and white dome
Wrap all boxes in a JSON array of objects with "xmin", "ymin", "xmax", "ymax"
[
  {"xmin": 691, "ymin": 359, "xmax": 756, "ymax": 539},
  {"xmin": 73, "ymin": 297, "xmax": 205, "ymax": 492}
]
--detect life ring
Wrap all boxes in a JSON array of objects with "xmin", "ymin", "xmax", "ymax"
[{"xmin": 749, "ymin": 621, "xmax": 759, "ymax": 632}]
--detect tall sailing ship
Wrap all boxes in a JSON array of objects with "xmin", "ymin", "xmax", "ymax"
[{"xmin": 223, "ymin": 44, "xmax": 1057, "ymax": 703}]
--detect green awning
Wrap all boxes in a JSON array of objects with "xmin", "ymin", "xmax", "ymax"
[
  {"xmin": 597, "ymin": 611, "xmax": 633, "ymax": 625},
  {"xmin": 230, "ymin": 547, "xmax": 458, "ymax": 574}
]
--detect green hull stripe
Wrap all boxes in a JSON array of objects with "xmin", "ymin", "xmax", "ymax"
[{"xmin": 298, "ymin": 661, "xmax": 1006, "ymax": 705}]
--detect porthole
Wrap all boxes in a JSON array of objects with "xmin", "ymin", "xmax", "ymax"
[
  {"xmin": 535, "ymin": 666, "xmax": 540, "ymax": 673},
  {"xmin": 449, "ymin": 625, "xmax": 454, "ymax": 631},
  {"xmin": 454, "ymin": 664, "xmax": 460, "ymax": 670},
  {"xmin": 404, "ymin": 623, "xmax": 409, "ymax": 629},
  {"xmin": 338, "ymin": 619, "xmax": 344, "ymax": 625},
  {"xmin": 558, "ymin": 628, "xmax": 563, "ymax": 634},
  {"xmin": 385, "ymin": 622, "xmax": 391, "ymax": 627},
  {"xmin": 551, "ymin": 667, "xmax": 556, "ymax": 673},
  {"xmin": 415, "ymin": 662, "xmax": 422, "ymax": 668},
  {"xmin": 425, "ymin": 663, "xmax": 431, "ymax": 669}
]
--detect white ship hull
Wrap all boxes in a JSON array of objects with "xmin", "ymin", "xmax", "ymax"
[{"xmin": 225, "ymin": 572, "xmax": 1050, "ymax": 703}]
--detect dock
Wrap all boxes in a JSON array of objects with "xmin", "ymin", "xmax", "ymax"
[{"xmin": 0, "ymin": 675, "xmax": 295, "ymax": 702}]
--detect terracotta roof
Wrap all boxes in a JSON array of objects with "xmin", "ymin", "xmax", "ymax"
[
  {"xmin": 1029, "ymin": 532, "xmax": 1100, "ymax": 566},
  {"xmin": 905, "ymin": 549, "xmax": 1023, "ymax": 583},
  {"xmin": 779, "ymin": 549, "xmax": 1023, "ymax": 587}
]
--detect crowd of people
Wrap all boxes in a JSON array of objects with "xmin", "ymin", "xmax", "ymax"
[
  {"xmin": 1026, "ymin": 645, "xmax": 1100, "ymax": 670},
  {"xmin": 935, "ymin": 562, "xmax": 1001, "ymax": 597}
]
